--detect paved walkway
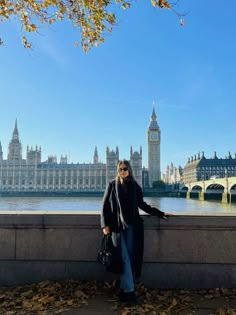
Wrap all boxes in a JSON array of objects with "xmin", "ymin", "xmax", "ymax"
[
  {"xmin": 61, "ymin": 290, "xmax": 236, "ymax": 315},
  {"xmin": 61, "ymin": 293, "xmax": 116, "ymax": 315}
]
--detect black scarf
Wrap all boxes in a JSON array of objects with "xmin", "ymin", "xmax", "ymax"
[{"xmin": 115, "ymin": 177, "xmax": 137, "ymax": 228}]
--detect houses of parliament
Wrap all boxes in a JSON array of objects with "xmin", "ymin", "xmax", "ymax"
[{"xmin": 0, "ymin": 109, "xmax": 161, "ymax": 194}]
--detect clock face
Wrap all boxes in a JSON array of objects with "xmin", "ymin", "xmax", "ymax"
[{"xmin": 150, "ymin": 132, "xmax": 158, "ymax": 141}]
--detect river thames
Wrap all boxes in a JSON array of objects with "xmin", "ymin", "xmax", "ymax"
[{"xmin": 0, "ymin": 196, "xmax": 236, "ymax": 214}]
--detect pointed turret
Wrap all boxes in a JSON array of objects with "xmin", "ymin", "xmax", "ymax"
[
  {"xmin": 106, "ymin": 146, "xmax": 119, "ymax": 184},
  {"xmin": 12, "ymin": 119, "xmax": 19, "ymax": 141},
  {"xmin": 26, "ymin": 145, "xmax": 41, "ymax": 165},
  {"xmin": 130, "ymin": 146, "xmax": 142, "ymax": 186},
  {"xmin": 148, "ymin": 106, "xmax": 159, "ymax": 130},
  {"xmin": 60, "ymin": 155, "xmax": 67, "ymax": 164},
  {"xmin": 7, "ymin": 119, "xmax": 22, "ymax": 162},
  {"xmin": 151, "ymin": 105, "xmax": 157, "ymax": 121},
  {"xmin": 93, "ymin": 146, "xmax": 99, "ymax": 164}
]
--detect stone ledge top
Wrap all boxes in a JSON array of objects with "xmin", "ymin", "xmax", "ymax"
[{"xmin": 0, "ymin": 212, "xmax": 236, "ymax": 229}]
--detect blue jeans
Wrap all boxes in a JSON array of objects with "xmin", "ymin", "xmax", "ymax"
[{"xmin": 120, "ymin": 225, "xmax": 134, "ymax": 293}]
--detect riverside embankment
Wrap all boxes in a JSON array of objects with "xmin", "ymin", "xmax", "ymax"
[{"xmin": 0, "ymin": 212, "xmax": 236, "ymax": 288}]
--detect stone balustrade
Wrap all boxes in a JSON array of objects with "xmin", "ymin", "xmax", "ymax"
[{"xmin": 0, "ymin": 211, "xmax": 236, "ymax": 288}]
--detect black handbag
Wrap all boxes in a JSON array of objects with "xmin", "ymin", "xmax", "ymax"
[{"xmin": 97, "ymin": 234, "xmax": 114, "ymax": 268}]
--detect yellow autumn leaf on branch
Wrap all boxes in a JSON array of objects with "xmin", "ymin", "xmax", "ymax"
[
  {"xmin": 0, "ymin": 0, "xmax": 184, "ymax": 51},
  {"xmin": 30, "ymin": 23, "xmax": 36, "ymax": 31}
]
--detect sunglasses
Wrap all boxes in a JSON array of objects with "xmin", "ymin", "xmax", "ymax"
[{"xmin": 119, "ymin": 167, "xmax": 128, "ymax": 172}]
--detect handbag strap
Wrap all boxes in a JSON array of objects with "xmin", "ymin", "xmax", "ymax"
[{"xmin": 104, "ymin": 234, "xmax": 111, "ymax": 251}]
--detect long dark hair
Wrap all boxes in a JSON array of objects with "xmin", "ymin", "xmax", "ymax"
[{"xmin": 115, "ymin": 159, "xmax": 136, "ymax": 184}]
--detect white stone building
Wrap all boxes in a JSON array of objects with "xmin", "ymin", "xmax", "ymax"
[
  {"xmin": 0, "ymin": 121, "xmax": 143, "ymax": 193},
  {"xmin": 0, "ymin": 108, "xmax": 160, "ymax": 193},
  {"xmin": 162, "ymin": 162, "xmax": 183, "ymax": 185}
]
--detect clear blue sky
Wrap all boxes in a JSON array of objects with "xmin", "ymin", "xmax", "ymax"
[{"xmin": 1, "ymin": 0, "xmax": 236, "ymax": 173}]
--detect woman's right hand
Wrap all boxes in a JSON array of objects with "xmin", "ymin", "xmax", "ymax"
[{"xmin": 102, "ymin": 226, "xmax": 110, "ymax": 234}]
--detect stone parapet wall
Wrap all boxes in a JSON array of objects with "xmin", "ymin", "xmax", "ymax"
[{"xmin": 0, "ymin": 212, "xmax": 236, "ymax": 288}]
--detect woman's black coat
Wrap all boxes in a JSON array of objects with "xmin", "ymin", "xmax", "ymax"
[{"xmin": 101, "ymin": 179, "xmax": 165, "ymax": 277}]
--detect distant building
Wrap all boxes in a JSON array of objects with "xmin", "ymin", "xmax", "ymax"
[
  {"xmin": 0, "ymin": 108, "xmax": 160, "ymax": 193},
  {"xmin": 162, "ymin": 162, "xmax": 183, "ymax": 185},
  {"xmin": 183, "ymin": 151, "xmax": 236, "ymax": 184}
]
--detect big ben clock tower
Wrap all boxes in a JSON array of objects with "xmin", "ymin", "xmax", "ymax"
[{"xmin": 147, "ymin": 107, "xmax": 161, "ymax": 187}]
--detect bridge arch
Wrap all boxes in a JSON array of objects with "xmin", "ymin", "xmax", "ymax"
[
  {"xmin": 191, "ymin": 185, "xmax": 202, "ymax": 192},
  {"xmin": 182, "ymin": 177, "xmax": 236, "ymax": 203},
  {"xmin": 230, "ymin": 184, "xmax": 236, "ymax": 193},
  {"xmin": 206, "ymin": 183, "xmax": 224, "ymax": 191}
]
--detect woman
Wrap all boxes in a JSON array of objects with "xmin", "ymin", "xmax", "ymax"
[{"xmin": 101, "ymin": 159, "xmax": 168, "ymax": 305}]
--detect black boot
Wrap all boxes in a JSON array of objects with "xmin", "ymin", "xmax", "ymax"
[
  {"xmin": 119, "ymin": 291, "xmax": 137, "ymax": 305},
  {"xmin": 118, "ymin": 289, "xmax": 124, "ymax": 300}
]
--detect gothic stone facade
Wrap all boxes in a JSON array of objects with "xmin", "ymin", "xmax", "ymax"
[
  {"xmin": 147, "ymin": 107, "xmax": 161, "ymax": 187},
  {"xmin": 0, "ymin": 121, "xmax": 143, "ymax": 192},
  {"xmin": 162, "ymin": 162, "xmax": 183, "ymax": 185}
]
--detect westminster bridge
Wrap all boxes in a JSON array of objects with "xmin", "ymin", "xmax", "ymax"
[{"xmin": 181, "ymin": 176, "xmax": 236, "ymax": 203}]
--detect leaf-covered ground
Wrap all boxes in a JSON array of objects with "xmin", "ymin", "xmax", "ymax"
[{"xmin": 1, "ymin": 280, "xmax": 236, "ymax": 315}]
